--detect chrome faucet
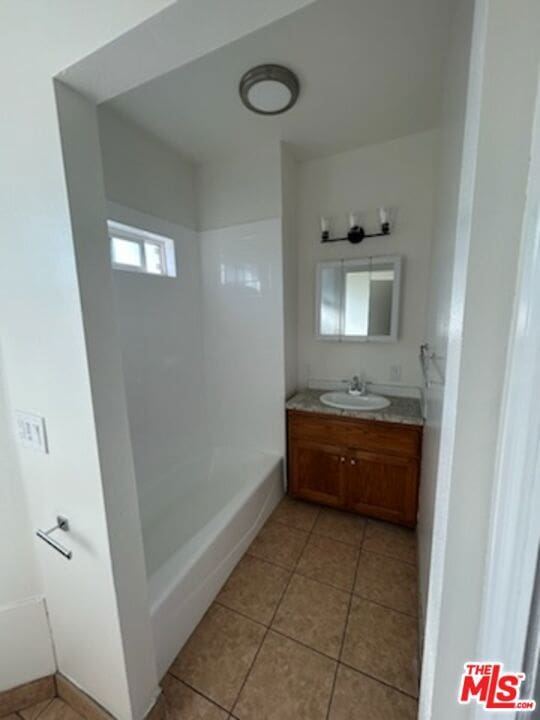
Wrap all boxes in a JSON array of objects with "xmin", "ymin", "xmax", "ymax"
[{"xmin": 348, "ymin": 375, "xmax": 368, "ymax": 395}]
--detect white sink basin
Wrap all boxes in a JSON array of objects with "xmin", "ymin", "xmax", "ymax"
[{"xmin": 320, "ymin": 391, "xmax": 390, "ymax": 412}]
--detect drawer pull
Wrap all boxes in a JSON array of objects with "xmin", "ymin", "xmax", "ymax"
[{"xmin": 350, "ymin": 459, "xmax": 357, "ymax": 465}]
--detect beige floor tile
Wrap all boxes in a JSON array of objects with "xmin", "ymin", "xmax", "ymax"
[
  {"xmin": 270, "ymin": 497, "xmax": 320, "ymax": 532},
  {"xmin": 329, "ymin": 665, "xmax": 418, "ymax": 720},
  {"xmin": 272, "ymin": 574, "xmax": 349, "ymax": 658},
  {"xmin": 216, "ymin": 555, "xmax": 290, "ymax": 625},
  {"xmin": 234, "ymin": 631, "xmax": 336, "ymax": 720},
  {"xmin": 169, "ymin": 604, "xmax": 265, "ymax": 710},
  {"xmin": 39, "ymin": 699, "xmax": 84, "ymax": 720},
  {"xmin": 56, "ymin": 675, "xmax": 111, "ymax": 720},
  {"xmin": 248, "ymin": 521, "xmax": 308, "ymax": 570},
  {"xmin": 354, "ymin": 550, "xmax": 418, "ymax": 616},
  {"xmin": 312, "ymin": 508, "xmax": 366, "ymax": 546},
  {"xmin": 146, "ymin": 695, "xmax": 166, "ymax": 720},
  {"xmin": 0, "ymin": 678, "xmax": 55, "ymax": 718},
  {"xmin": 1, "ymin": 715, "xmax": 20, "ymax": 720},
  {"xmin": 363, "ymin": 520, "xmax": 416, "ymax": 564},
  {"xmin": 342, "ymin": 597, "xmax": 419, "ymax": 696},
  {"xmin": 162, "ymin": 675, "xmax": 227, "ymax": 720},
  {"xmin": 18, "ymin": 700, "xmax": 53, "ymax": 720},
  {"xmin": 296, "ymin": 535, "xmax": 359, "ymax": 591}
]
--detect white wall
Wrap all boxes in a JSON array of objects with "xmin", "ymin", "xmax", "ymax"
[
  {"xmin": 98, "ymin": 108, "xmax": 196, "ymax": 229},
  {"xmin": 200, "ymin": 218, "xmax": 286, "ymax": 455},
  {"xmin": 97, "ymin": 111, "xmax": 206, "ymax": 574},
  {"xmin": 196, "ymin": 145, "xmax": 287, "ymax": 455},
  {"xmin": 108, "ymin": 214, "xmax": 205, "ymax": 553},
  {"xmin": 420, "ymin": 0, "xmax": 540, "ymax": 717},
  {"xmin": 0, "ymin": 0, "xmax": 314, "ymax": 709},
  {"xmin": 296, "ymin": 130, "xmax": 437, "ymax": 390},
  {"xmin": 56, "ymin": 82, "xmax": 160, "ymax": 720},
  {"xmin": 417, "ymin": 0, "xmax": 476, "ymax": 626},
  {"xmin": 99, "ymin": 115, "xmax": 286, "ymax": 562},
  {"xmin": 0, "ymin": 2, "xmax": 173, "ymax": 710},
  {"xmin": 196, "ymin": 146, "xmax": 282, "ymax": 232},
  {"xmin": 280, "ymin": 144, "xmax": 299, "ymax": 398},
  {"xmin": 0, "ymin": 355, "xmax": 55, "ymax": 691}
]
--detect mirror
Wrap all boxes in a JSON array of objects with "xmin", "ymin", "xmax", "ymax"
[{"xmin": 316, "ymin": 256, "xmax": 401, "ymax": 341}]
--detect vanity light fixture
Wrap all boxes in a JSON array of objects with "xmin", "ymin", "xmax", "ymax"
[
  {"xmin": 320, "ymin": 207, "xmax": 392, "ymax": 244},
  {"xmin": 239, "ymin": 64, "xmax": 300, "ymax": 115}
]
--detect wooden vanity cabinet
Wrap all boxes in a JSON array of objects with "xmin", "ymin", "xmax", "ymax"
[{"xmin": 287, "ymin": 410, "xmax": 422, "ymax": 527}]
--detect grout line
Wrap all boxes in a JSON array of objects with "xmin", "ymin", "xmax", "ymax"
[
  {"xmin": 244, "ymin": 552, "xmax": 292, "ymax": 573},
  {"xmin": 325, "ymin": 518, "xmax": 366, "ymax": 720},
  {"xmin": 265, "ymin": 517, "xmax": 319, "ymax": 535},
  {"xmin": 213, "ymin": 598, "xmax": 282, "ymax": 629},
  {"xmin": 334, "ymin": 521, "xmax": 420, "ymax": 702},
  {"xmin": 170, "ymin": 503, "xmax": 420, "ymax": 716},
  {"xmin": 247, "ymin": 546, "xmax": 418, "ymax": 612},
  {"xmin": 271, "ymin": 514, "xmax": 367, "ymax": 549},
  {"xmin": 267, "ymin": 626, "xmax": 341, "ymax": 663},
  {"xmin": 238, "ymin": 552, "xmax": 293, "ymax": 573},
  {"xmin": 34, "ymin": 698, "xmax": 55, "ymax": 720},
  {"xmin": 15, "ymin": 698, "xmax": 55, "ymax": 720},
  {"xmin": 336, "ymin": 661, "xmax": 419, "ymax": 701},
  {"xmin": 359, "ymin": 545, "xmax": 417, "ymax": 567},
  {"xmin": 167, "ymin": 503, "xmax": 318, "ymax": 717},
  {"xmin": 165, "ymin": 674, "xmax": 232, "ymax": 716},
  {"xmin": 289, "ymin": 565, "xmax": 355, "ymax": 594},
  {"xmin": 350, "ymin": 591, "xmax": 419, "ymax": 619},
  {"xmin": 230, "ymin": 505, "xmax": 321, "ymax": 716},
  {"xmin": 215, "ymin": 596, "xmax": 344, "ymax": 665},
  {"xmin": 245, "ymin": 549, "xmax": 356, "ymax": 594}
]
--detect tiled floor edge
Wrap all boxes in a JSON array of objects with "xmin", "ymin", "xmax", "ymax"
[
  {"xmin": 0, "ymin": 676, "xmax": 56, "ymax": 717},
  {"xmin": 56, "ymin": 675, "xmax": 113, "ymax": 720},
  {"xmin": 56, "ymin": 674, "xmax": 166, "ymax": 720}
]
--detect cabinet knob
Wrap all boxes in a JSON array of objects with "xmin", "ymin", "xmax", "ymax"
[
  {"xmin": 340, "ymin": 456, "xmax": 346, "ymax": 462},
  {"xmin": 350, "ymin": 459, "xmax": 357, "ymax": 465}
]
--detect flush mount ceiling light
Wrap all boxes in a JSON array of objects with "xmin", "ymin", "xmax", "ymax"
[{"xmin": 239, "ymin": 64, "xmax": 300, "ymax": 115}]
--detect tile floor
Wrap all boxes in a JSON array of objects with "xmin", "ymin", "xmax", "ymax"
[
  {"xmin": 2, "ymin": 699, "xmax": 84, "ymax": 720},
  {"xmin": 0, "ymin": 502, "xmax": 419, "ymax": 720},
  {"xmin": 164, "ymin": 498, "xmax": 420, "ymax": 720}
]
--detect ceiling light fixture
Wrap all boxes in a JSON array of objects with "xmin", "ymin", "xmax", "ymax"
[{"xmin": 239, "ymin": 64, "xmax": 300, "ymax": 116}]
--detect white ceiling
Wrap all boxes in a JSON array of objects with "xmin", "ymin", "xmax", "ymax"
[{"xmin": 103, "ymin": 0, "xmax": 452, "ymax": 163}]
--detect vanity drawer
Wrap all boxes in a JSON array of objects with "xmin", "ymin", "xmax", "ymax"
[{"xmin": 288, "ymin": 410, "xmax": 422, "ymax": 458}]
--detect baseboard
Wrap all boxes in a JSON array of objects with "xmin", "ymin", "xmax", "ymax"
[
  {"xmin": 0, "ymin": 676, "xmax": 55, "ymax": 717},
  {"xmin": 0, "ymin": 597, "xmax": 55, "ymax": 693},
  {"xmin": 56, "ymin": 675, "xmax": 113, "ymax": 720},
  {"xmin": 56, "ymin": 675, "xmax": 163, "ymax": 720}
]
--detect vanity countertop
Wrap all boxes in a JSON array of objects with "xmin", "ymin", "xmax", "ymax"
[{"xmin": 286, "ymin": 389, "xmax": 424, "ymax": 427}]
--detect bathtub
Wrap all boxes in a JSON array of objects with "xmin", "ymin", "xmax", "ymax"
[{"xmin": 143, "ymin": 446, "xmax": 283, "ymax": 678}]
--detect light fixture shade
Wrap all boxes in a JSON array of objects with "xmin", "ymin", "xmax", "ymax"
[
  {"xmin": 239, "ymin": 64, "xmax": 300, "ymax": 116},
  {"xmin": 378, "ymin": 207, "xmax": 390, "ymax": 226}
]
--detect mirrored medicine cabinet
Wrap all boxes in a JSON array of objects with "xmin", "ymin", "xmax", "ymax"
[{"xmin": 316, "ymin": 255, "xmax": 402, "ymax": 342}]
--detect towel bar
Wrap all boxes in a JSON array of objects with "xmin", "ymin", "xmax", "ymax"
[{"xmin": 36, "ymin": 515, "xmax": 72, "ymax": 560}]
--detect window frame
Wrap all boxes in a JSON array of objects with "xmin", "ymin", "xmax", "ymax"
[{"xmin": 108, "ymin": 220, "xmax": 176, "ymax": 277}]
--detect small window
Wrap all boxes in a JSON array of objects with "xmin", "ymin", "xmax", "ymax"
[
  {"xmin": 111, "ymin": 237, "xmax": 143, "ymax": 268},
  {"xmin": 108, "ymin": 220, "xmax": 176, "ymax": 277}
]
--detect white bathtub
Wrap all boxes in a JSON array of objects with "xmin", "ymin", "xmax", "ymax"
[{"xmin": 144, "ymin": 446, "xmax": 283, "ymax": 678}]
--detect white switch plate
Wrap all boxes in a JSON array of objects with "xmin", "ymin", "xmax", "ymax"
[
  {"xmin": 389, "ymin": 365, "xmax": 402, "ymax": 382},
  {"xmin": 15, "ymin": 411, "xmax": 49, "ymax": 453}
]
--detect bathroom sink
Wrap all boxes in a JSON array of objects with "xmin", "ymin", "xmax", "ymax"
[{"xmin": 320, "ymin": 391, "xmax": 390, "ymax": 412}]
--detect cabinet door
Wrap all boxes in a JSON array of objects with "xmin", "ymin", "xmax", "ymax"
[
  {"xmin": 289, "ymin": 442, "xmax": 346, "ymax": 507},
  {"xmin": 345, "ymin": 451, "xmax": 418, "ymax": 526}
]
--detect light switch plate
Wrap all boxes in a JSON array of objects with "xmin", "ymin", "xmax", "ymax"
[
  {"xmin": 15, "ymin": 411, "xmax": 49, "ymax": 453},
  {"xmin": 389, "ymin": 364, "xmax": 402, "ymax": 382}
]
